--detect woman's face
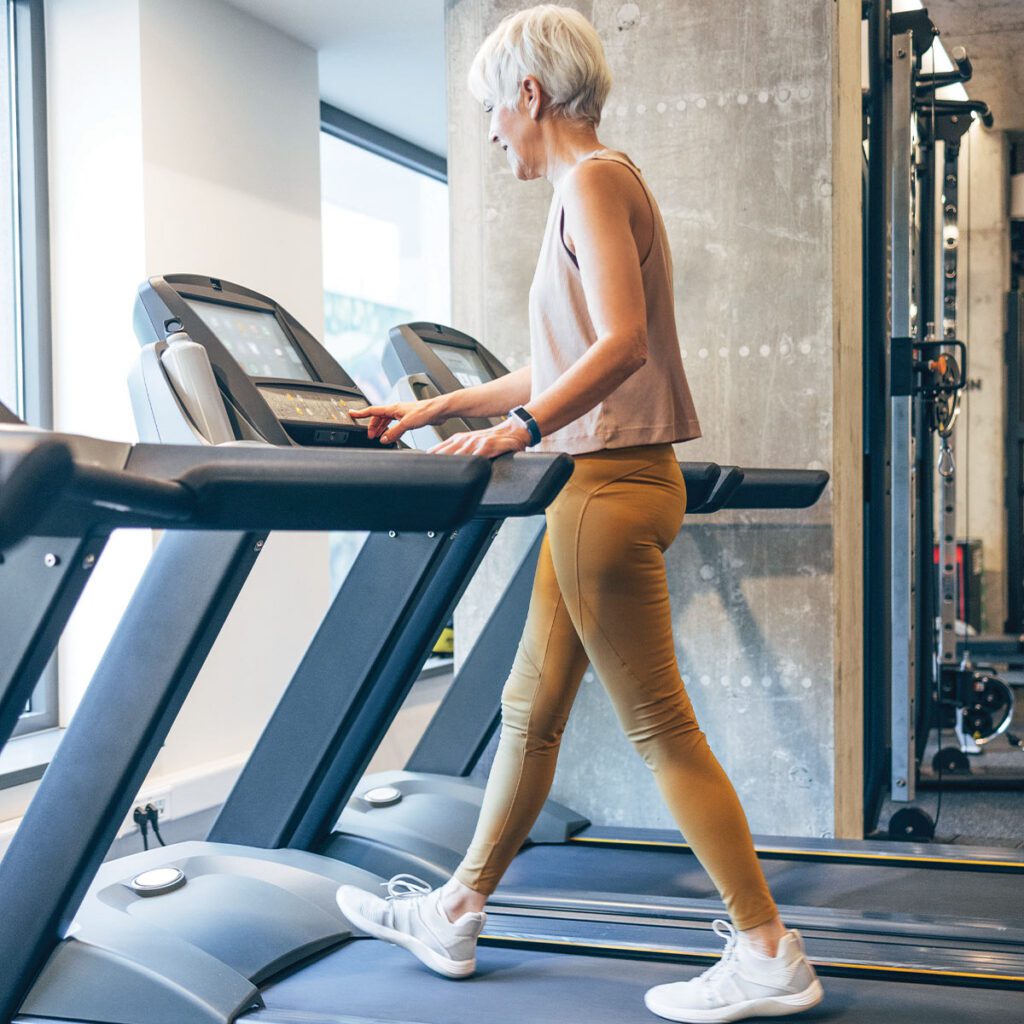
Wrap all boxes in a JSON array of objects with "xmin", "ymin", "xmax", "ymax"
[{"xmin": 486, "ymin": 80, "xmax": 543, "ymax": 180}]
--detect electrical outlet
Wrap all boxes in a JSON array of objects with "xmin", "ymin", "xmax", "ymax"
[
  {"xmin": 138, "ymin": 791, "xmax": 171, "ymax": 820},
  {"xmin": 148, "ymin": 792, "xmax": 170, "ymax": 819},
  {"xmin": 119, "ymin": 790, "xmax": 173, "ymax": 839}
]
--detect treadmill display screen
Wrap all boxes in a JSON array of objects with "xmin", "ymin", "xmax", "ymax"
[
  {"xmin": 185, "ymin": 299, "xmax": 314, "ymax": 381},
  {"xmin": 259, "ymin": 386, "xmax": 368, "ymax": 425},
  {"xmin": 429, "ymin": 342, "xmax": 492, "ymax": 388}
]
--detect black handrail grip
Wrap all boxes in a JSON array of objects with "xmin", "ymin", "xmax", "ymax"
[{"xmin": 0, "ymin": 438, "xmax": 74, "ymax": 552}]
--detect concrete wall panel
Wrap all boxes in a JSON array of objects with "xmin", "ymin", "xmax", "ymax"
[{"xmin": 449, "ymin": 0, "xmax": 859, "ymax": 837}]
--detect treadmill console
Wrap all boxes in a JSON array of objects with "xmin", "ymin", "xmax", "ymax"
[
  {"xmin": 257, "ymin": 385, "xmax": 369, "ymax": 446},
  {"xmin": 426, "ymin": 340, "xmax": 493, "ymax": 388},
  {"xmin": 131, "ymin": 275, "xmax": 383, "ymax": 449},
  {"xmin": 380, "ymin": 322, "xmax": 511, "ymax": 449}
]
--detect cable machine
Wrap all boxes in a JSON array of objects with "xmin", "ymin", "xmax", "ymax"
[{"xmin": 863, "ymin": 1, "xmax": 1008, "ymax": 839}]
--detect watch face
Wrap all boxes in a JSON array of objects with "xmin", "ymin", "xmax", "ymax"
[{"xmin": 510, "ymin": 407, "xmax": 540, "ymax": 445}]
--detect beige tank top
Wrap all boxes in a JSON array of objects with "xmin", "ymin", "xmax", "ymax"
[{"xmin": 528, "ymin": 150, "xmax": 701, "ymax": 455}]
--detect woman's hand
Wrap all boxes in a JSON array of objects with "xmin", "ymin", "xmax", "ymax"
[
  {"xmin": 429, "ymin": 420, "xmax": 531, "ymax": 459},
  {"xmin": 350, "ymin": 398, "xmax": 447, "ymax": 445}
]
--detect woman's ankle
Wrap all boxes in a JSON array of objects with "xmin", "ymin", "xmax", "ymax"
[
  {"xmin": 440, "ymin": 877, "xmax": 488, "ymax": 921},
  {"xmin": 738, "ymin": 915, "xmax": 786, "ymax": 958}
]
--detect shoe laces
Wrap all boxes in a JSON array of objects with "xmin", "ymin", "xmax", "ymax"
[
  {"xmin": 382, "ymin": 873, "xmax": 433, "ymax": 901},
  {"xmin": 698, "ymin": 920, "xmax": 740, "ymax": 992}
]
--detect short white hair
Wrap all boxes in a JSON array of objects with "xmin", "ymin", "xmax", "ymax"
[{"xmin": 468, "ymin": 5, "xmax": 612, "ymax": 126}]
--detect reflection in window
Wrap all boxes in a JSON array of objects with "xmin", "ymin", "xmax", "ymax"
[
  {"xmin": 321, "ymin": 134, "xmax": 450, "ymax": 403},
  {"xmin": 320, "ymin": 132, "xmax": 451, "ymax": 591},
  {"xmin": 319, "ymin": 132, "xmax": 448, "ymax": 593}
]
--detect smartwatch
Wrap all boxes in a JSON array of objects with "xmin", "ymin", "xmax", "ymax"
[{"xmin": 508, "ymin": 405, "xmax": 542, "ymax": 447}]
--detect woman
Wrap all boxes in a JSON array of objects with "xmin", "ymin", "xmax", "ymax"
[{"xmin": 339, "ymin": 7, "xmax": 823, "ymax": 1021}]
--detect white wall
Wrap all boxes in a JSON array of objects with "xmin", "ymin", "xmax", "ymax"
[
  {"xmin": 136, "ymin": 0, "xmax": 329, "ymax": 785},
  {"xmin": 45, "ymin": 0, "xmax": 152, "ymax": 727},
  {"xmin": 2, "ymin": 0, "xmax": 329, "ymax": 843}
]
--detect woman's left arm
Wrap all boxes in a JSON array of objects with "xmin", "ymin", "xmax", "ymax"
[{"xmin": 525, "ymin": 160, "xmax": 649, "ymax": 436}]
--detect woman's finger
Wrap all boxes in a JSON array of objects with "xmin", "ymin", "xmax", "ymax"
[
  {"xmin": 350, "ymin": 405, "xmax": 392, "ymax": 420},
  {"xmin": 428, "ymin": 433, "xmax": 468, "ymax": 455},
  {"xmin": 380, "ymin": 418, "xmax": 415, "ymax": 445}
]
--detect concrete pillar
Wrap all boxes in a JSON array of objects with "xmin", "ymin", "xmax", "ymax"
[
  {"xmin": 449, "ymin": 0, "xmax": 863, "ymax": 837},
  {"xmin": 955, "ymin": 125, "xmax": 1010, "ymax": 633}
]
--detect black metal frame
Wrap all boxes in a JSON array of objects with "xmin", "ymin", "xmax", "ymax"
[
  {"xmin": 407, "ymin": 523, "xmax": 546, "ymax": 776},
  {"xmin": 320, "ymin": 101, "xmax": 447, "ymax": 183},
  {"xmin": 209, "ymin": 526, "xmax": 481, "ymax": 850},
  {"xmin": 0, "ymin": 534, "xmax": 106, "ymax": 751},
  {"xmin": 861, "ymin": 0, "xmax": 892, "ymax": 833}
]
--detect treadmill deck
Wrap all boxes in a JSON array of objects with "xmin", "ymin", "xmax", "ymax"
[
  {"xmin": 256, "ymin": 941, "xmax": 1023, "ymax": 1024},
  {"xmin": 498, "ymin": 841, "xmax": 1024, "ymax": 922}
]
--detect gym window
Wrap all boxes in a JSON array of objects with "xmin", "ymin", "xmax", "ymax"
[
  {"xmin": 319, "ymin": 104, "xmax": 449, "ymax": 405},
  {"xmin": 319, "ymin": 104, "xmax": 450, "ymax": 589},
  {"xmin": 1, "ymin": 0, "xmax": 55, "ymax": 748}
]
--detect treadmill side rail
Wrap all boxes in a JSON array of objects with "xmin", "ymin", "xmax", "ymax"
[
  {"xmin": 0, "ymin": 531, "xmax": 264, "ymax": 1024},
  {"xmin": 330, "ymin": 769, "xmax": 589, "ymax": 886},
  {"xmin": 19, "ymin": 842, "xmax": 382, "ymax": 1024},
  {"xmin": 0, "ymin": 534, "xmax": 105, "ymax": 750}
]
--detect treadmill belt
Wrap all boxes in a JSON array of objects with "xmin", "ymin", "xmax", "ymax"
[
  {"xmin": 257, "ymin": 941, "xmax": 1022, "ymax": 1023},
  {"xmin": 499, "ymin": 844, "xmax": 1024, "ymax": 922}
]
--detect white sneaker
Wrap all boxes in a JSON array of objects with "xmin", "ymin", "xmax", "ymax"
[
  {"xmin": 644, "ymin": 920, "xmax": 824, "ymax": 1023},
  {"xmin": 336, "ymin": 874, "xmax": 486, "ymax": 979}
]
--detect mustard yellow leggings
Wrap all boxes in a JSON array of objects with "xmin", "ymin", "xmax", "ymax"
[{"xmin": 454, "ymin": 443, "xmax": 778, "ymax": 930}]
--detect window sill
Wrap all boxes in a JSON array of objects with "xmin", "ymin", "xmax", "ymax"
[{"xmin": 0, "ymin": 727, "xmax": 64, "ymax": 789}]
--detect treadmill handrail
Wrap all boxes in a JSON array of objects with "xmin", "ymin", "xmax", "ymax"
[
  {"xmin": 168, "ymin": 449, "xmax": 491, "ymax": 532},
  {"xmin": 678, "ymin": 462, "xmax": 721, "ymax": 513},
  {"xmin": 721, "ymin": 468, "xmax": 830, "ymax": 509},
  {"xmin": 694, "ymin": 465, "xmax": 745, "ymax": 512},
  {"xmin": 68, "ymin": 463, "xmax": 195, "ymax": 522},
  {"xmin": 0, "ymin": 437, "xmax": 75, "ymax": 552},
  {"xmin": 15, "ymin": 443, "xmax": 493, "ymax": 537},
  {"xmin": 474, "ymin": 451, "xmax": 573, "ymax": 518}
]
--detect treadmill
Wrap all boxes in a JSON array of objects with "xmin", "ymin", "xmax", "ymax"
[
  {"xmin": 0, "ymin": 398, "xmax": 484, "ymax": 755},
  {"xmin": 318, "ymin": 324, "xmax": 1024, "ymax": 995},
  {"xmin": 5, "ymin": 284, "xmax": 1020, "ymax": 1023},
  {"xmin": 0, "ymin": 418, "xmax": 490, "ymax": 1024},
  {"xmin": 156, "ymin": 309, "xmax": 1024, "ymax": 1012},
  {"xmin": 0, "ymin": 299, "xmax": 495, "ymax": 1023}
]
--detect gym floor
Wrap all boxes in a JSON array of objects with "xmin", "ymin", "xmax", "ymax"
[{"xmin": 881, "ymin": 693, "xmax": 1024, "ymax": 846}]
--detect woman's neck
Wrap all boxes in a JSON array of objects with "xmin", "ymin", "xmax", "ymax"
[{"xmin": 541, "ymin": 119, "xmax": 605, "ymax": 188}]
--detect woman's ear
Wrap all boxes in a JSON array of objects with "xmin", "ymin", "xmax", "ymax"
[{"xmin": 522, "ymin": 75, "xmax": 544, "ymax": 120}]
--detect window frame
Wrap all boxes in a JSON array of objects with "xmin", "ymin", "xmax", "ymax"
[
  {"xmin": 6, "ymin": 0, "xmax": 56, "ymax": 745},
  {"xmin": 320, "ymin": 102, "xmax": 447, "ymax": 184}
]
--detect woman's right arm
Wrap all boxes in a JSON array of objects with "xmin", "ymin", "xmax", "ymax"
[
  {"xmin": 352, "ymin": 363, "xmax": 531, "ymax": 444},
  {"xmin": 440, "ymin": 363, "xmax": 531, "ymax": 419}
]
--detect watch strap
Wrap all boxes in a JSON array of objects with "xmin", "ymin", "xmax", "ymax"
[{"xmin": 509, "ymin": 406, "xmax": 542, "ymax": 446}]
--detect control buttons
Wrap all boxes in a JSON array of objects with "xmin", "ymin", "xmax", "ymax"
[
  {"xmin": 363, "ymin": 785, "xmax": 403, "ymax": 808},
  {"xmin": 129, "ymin": 866, "xmax": 187, "ymax": 897}
]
